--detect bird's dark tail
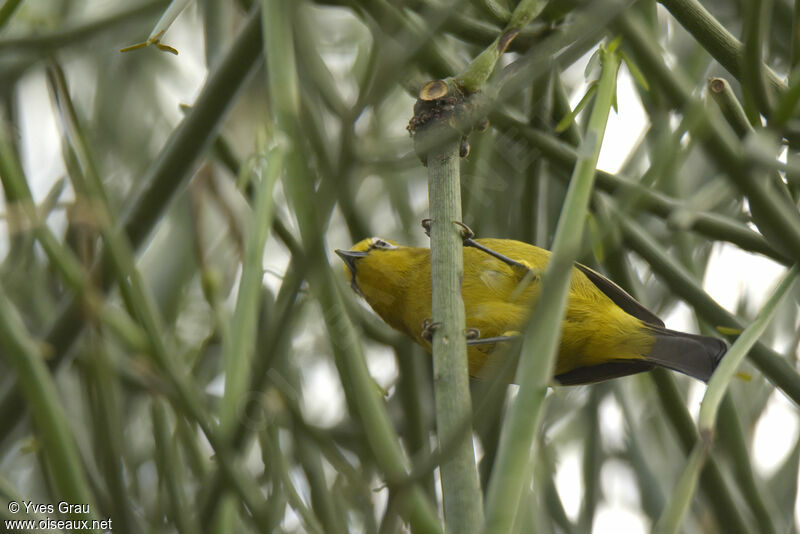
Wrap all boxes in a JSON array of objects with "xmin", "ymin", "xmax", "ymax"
[{"xmin": 644, "ymin": 326, "xmax": 728, "ymax": 382}]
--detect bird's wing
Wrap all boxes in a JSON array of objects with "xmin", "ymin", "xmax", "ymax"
[
  {"xmin": 554, "ymin": 360, "xmax": 655, "ymax": 384},
  {"xmin": 469, "ymin": 238, "xmax": 663, "ymax": 326},
  {"xmin": 574, "ymin": 263, "xmax": 665, "ymax": 327},
  {"xmin": 467, "ymin": 335, "xmax": 519, "ymax": 346}
]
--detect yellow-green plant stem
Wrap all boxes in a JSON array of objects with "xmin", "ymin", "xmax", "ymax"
[
  {"xmin": 741, "ymin": 0, "xmax": 775, "ymax": 120},
  {"xmin": 652, "ymin": 438, "xmax": 708, "ymax": 534},
  {"xmin": 491, "ymin": 113, "xmax": 790, "ymax": 265},
  {"xmin": 617, "ymin": 10, "xmax": 800, "ymax": 264},
  {"xmin": 483, "ymin": 46, "xmax": 619, "ymax": 534},
  {"xmin": 0, "ymin": 4, "xmax": 265, "ymax": 444},
  {"xmin": 262, "ymin": 1, "xmax": 442, "ymax": 531},
  {"xmin": 707, "ymin": 77, "xmax": 756, "ymax": 135},
  {"xmin": 0, "ymin": 0, "xmax": 22, "ymax": 30},
  {"xmin": 0, "ymin": 0, "xmax": 168, "ymax": 54},
  {"xmin": 699, "ymin": 266, "xmax": 798, "ymax": 433},
  {"xmin": 655, "ymin": 265, "xmax": 797, "ymax": 534},
  {"xmin": 0, "ymin": 283, "xmax": 98, "ymax": 524},
  {"xmin": 456, "ymin": 0, "xmax": 547, "ymax": 92},
  {"xmin": 648, "ymin": 369, "xmax": 751, "ymax": 534},
  {"xmin": 152, "ymin": 399, "xmax": 201, "ymax": 534},
  {"xmin": 220, "ymin": 145, "xmax": 281, "ymax": 434},
  {"xmin": 658, "ymin": 0, "xmax": 784, "ymax": 92},
  {"xmin": 424, "ymin": 133, "xmax": 484, "ymax": 533},
  {"xmin": 617, "ymin": 213, "xmax": 800, "ymax": 407}
]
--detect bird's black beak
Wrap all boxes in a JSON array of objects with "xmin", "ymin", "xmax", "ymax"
[{"xmin": 335, "ymin": 249, "xmax": 367, "ymax": 276}]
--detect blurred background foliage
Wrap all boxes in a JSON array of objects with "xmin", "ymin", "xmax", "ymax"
[{"xmin": 0, "ymin": 0, "xmax": 799, "ymax": 533}]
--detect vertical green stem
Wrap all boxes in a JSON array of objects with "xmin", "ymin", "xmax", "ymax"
[
  {"xmin": 262, "ymin": 1, "xmax": 442, "ymax": 531},
  {"xmin": 653, "ymin": 258, "xmax": 796, "ymax": 534},
  {"xmin": 426, "ymin": 135, "xmax": 484, "ymax": 533},
  {"xmin": 741, "ymin": 0, "xmax": 774, "ymax": 121},
  {"xmin": 0, "ymin": 283, "xmax": 97, "ymax": 523},
  {"xmin": 652, "ymin": 258, "xmax": 794, "ymax": 534},
  {"xmin": 652, "ymin": 439, "xmax": 709, "ymax": 534},
  {"xmin": 657, "ymin": 0, "xmax": 784, "ymax": 91},
  {"xmin": 698, "ymin": 266, "xmax": 798, "ymax": 432},
  {"xmin": 220, "ymin": 146, "xmax": 281, "ymax": 434},
  {"xmin": 483, "ymin": 47, "xmax": 619, "ymax": 534}
]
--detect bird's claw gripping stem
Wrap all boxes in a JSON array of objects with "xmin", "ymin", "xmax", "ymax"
[
  {"xmin": 421, "ymin": 319, "xmax": 441, "ymax": 342},
  {"xmin": 423, "ymin": 320, "xmax": 481, "ymax": 342},
  {"xmin": 421, "ymin": 218, "xmax": 431, "ymax": 237},
  {"xmin": 420, "ymin": 219, "xmax": 475, "ymax": 242},
  {"xmin": 452, "ymin": 221, "xmax": 475, "ymax": 241},
  {"xmin": 421, "ymin": 219, "xmax": 530, "ymax": 272}
]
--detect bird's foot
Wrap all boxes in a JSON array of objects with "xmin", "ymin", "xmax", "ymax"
[
  {"xmin": 421, "ymin": 218, "xmax": 431, "ymax": 237},
  {"xmin": 452, "ymin": 221, "xmax": 475, "ymax": 242},
  {"xmin": 420, "ymin": 219, "xmax": 476, "ymax": 243},
  {"xmin": 421, "ymin": 319, "xmax": 441, "ymax": 342}
]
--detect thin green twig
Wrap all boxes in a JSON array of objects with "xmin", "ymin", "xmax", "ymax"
[{"xmin": 484, "ymin": 44, "xmax": 619, "ymax": 534}]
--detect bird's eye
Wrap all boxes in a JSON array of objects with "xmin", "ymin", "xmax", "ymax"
[{"xmin": 371, "ymin": 239, "xmax": 397, "ymax": 250}]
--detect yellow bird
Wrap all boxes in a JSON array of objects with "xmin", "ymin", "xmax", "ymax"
[{"xmin": 335, "ymin": 235, "xmax": 726, "ymax": 384}]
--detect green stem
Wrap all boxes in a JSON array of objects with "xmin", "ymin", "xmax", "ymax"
[
  {"xmin": 717, "ymin": 396, "xmax": 780, "ymax": 534},
  {"xmin": 262, "ymin": 427, "xmax": 325, "ymax": 534},
  {"xmin": 618, "ymin": 215, "xmax": 800, "ymax": 407},
  {"xmin": 773, "ymin": 67, "xmax": 800, "ymax": 128},
  {"xmin": 0, "ymin": 0, "xmax": 168, "ymax": 53},
  {"xmin": 483, "ymin": 46, "xmax": 619, "ymax": 534},
  {"xmin": 741, "ymin": 0, "xmax": 775, "ymax": 121},
  {"xmin": 657, "ymin": 0, "xmax": 785, "ymax": 92},
  {"xmin": 467, "ymin": 0, "xmax": 510, "ymax": 25},
  {"xmin": 0, "ymin": 283, "xmax": 98, "ymax": 523},
  {"xmin": 152, "ymin": 400, "xmax": 201, "ymax": 534},
  {"xmin": 0, "ymin": 0, "xmax": 23, "ymax": 31},
  {"xmin": 656, "ymin": 266, "xmax": 796, "ymax": 534},
  {"xmin": 425, "ymin": 135, "xmax": 484, "ymax": 533},
  {"xmin": 653, "ymin": 439, "xmax": 709, "ymax": 534},
  {"xmin": 220, "ymin": 145, "xmax": 281, "ymax": 434},
  {"xmin": 707, "ymin": 77, "xmax": 756, "ymax": 135},
  {"xmin": 455, "ymin": 0, "xmax": 547, "ymax": 91},
  {"xmin": 262, "ymin": 2, "xmax": 442, "ymax": 531},
  {"xmin": 491, "ymin": 113, "xmax": 790, "ymax": 265},
  {"xmin": 649, "ymin": 370, "xmax": 751, "ymax": 534},
  {"xmin": 699, "ymin": 266, "xmax": 798, "ymax": 432},
  {"xmin": 617, "ymin": 10, "xmax": 800, "ymax": 264}
]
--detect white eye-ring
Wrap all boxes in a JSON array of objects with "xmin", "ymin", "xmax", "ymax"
[{"xmin": 371, "ymin": 238, "xmax": 397, "ymax": 250}]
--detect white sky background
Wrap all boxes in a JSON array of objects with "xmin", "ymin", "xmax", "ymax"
[{"xmin": 4, "ymin": 3, "xmax": 799, "ymax": 533}]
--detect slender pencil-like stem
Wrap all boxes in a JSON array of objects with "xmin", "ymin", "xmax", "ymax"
[
  {"xmin": 617, "ymin": 10, "xmax": 800, "ymax": 264},
  {"xmin": 492, "ymin": 113, "xmax": 790, "ymax": 265},
  {"xmin": 0, "ymin": 283, "xmax": 98, "ymax": 524},
  {"xmin": 423, "ymin": 130, "xmax": 484, "ymax": 533},
  {"xmin": 618, "ymin": 214, "xmax": 800, "ymax": 407},
  {"xmin": 741, "ymin": 0, "xmax": 775, "ymax": 120},
  {"xmin": 652, "ymin": 438, "xmax": 709, "ymax": 534},
  {"xmin": 698, "ymin": 266, "xmax": 799, "ymax": 433},
  {"xmin": 456, "ymin": 0, "xmax": 548, "ymax": 92},
  {"xmin": 483, "ymin": 45, "xmax": 619, "ymax": 534},
  {"xmin": 658, "ymin": 0, "xmax": 785, "ymax": 92},
  {"xmin": 655, "ymin": 265, "xmax": 797, "ymax": 534},
  {"xmin": 220, "ymin": 146, "xmax": 281, "ymax": 434},
  {"xmin": 262, "ymin": 2, "xmax": 442, "ymax": 531},
  {"xmin": 0, "ymin": 5, "xmax": 266, "ymax": 440}
]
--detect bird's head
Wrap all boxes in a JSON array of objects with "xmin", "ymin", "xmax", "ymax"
[{"xmin": 335, "ymin": 237, "xmax": 413, "ymax": 312}]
